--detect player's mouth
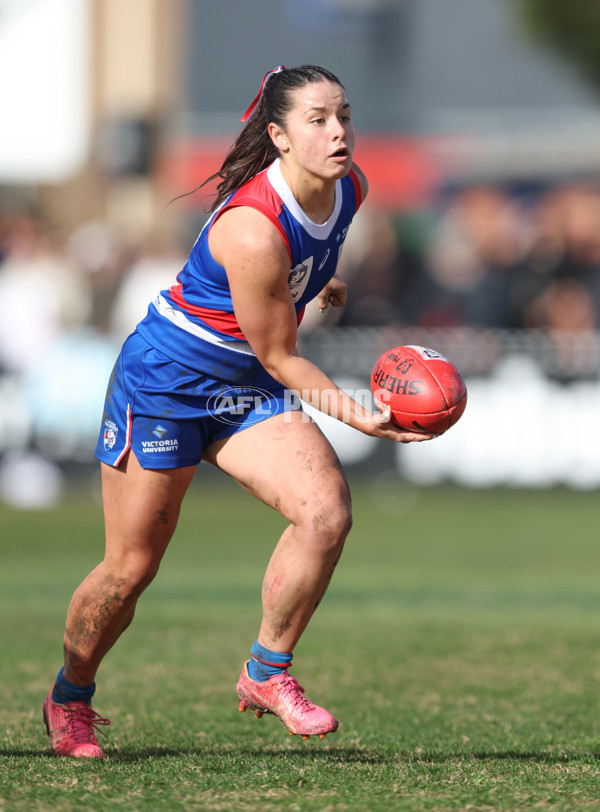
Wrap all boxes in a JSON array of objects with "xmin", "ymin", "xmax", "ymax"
[{"xmin": 329, "ymin": 147, "xmax": 350, "ymax": 162}]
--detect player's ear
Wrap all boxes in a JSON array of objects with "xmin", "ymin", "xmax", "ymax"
[{"xmin": 268, "ymin": 122, "xmax": 289, "ymax": 152}]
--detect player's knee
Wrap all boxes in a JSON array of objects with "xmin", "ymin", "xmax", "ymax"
[
  {"xmin": 309, "ymin": 494, "xmax": 353, "ymax": 553},
  {"xmin": 107, "ymin": 553, "xmax": 161, "ymax": 598},
  {"xmin": 329, "ymin": 498, "xmax": 353, "ymax": 541},
  {"xmin": 130, "ymin": 563, "xmax": 160, "ymax": 595},
  {"xmin": 129, "ymin": 558, "xmax": 161, "ymax": 594}
]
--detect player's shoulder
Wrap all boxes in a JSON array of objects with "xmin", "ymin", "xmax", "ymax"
[
  {"xmin": 350, "ymin": 162, "xmax": 368, "ymax": 203},
  {"xmin": 210, "ymin": 205, "xmax": 288, "ymax": 264}
]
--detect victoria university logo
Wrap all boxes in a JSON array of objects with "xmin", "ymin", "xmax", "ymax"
[{"xmin": 141, "ymin": 424, "xmax": 179, "ymax": 456}]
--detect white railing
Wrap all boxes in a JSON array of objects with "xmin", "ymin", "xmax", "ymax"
[{"xmin": 1, "ymin": 328, "xmax": 600, "ymax": 493}]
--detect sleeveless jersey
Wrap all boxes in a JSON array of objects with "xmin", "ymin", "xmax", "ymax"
[{"xmin": 137, "ymin": 158, "xmax": 362, "ymax": 386}]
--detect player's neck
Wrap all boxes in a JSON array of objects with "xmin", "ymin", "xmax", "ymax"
[{"xmin": 279, "ymin": 163, "xmax": 336, "ymax": 224}]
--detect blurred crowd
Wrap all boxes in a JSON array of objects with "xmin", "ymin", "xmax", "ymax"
[
  {"xmin": 313, "ymin": 180, "xmax": 600, "ymax": 335},
  {"xmin": 2, "ymin": 179, "xmax": 600, "ymax": 504},
  {"xmin": 2, "ymin": 179, "xmax": 600, "ymax": 379},
  {"xmin": 0, "ymin": 213, "xmax": 186, "ymax": 376},
  {"xmin": 0, "ymin": 212, "xmax": 188, "ymax": 497}
]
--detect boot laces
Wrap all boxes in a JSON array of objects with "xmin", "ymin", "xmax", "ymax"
[
  {"xmin": 279, "ymin": 673, "xmax": 313, "ymax": 711},
  {"xmin": 67, "ymin": 704, "xmax": 111, "ymax": 743}
]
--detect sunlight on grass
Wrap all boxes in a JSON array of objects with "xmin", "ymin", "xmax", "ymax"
[{"xmin": 2, "ymin": 480, "xmax": 600, "ymax": 810}]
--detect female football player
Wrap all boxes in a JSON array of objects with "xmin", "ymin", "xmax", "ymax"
[{"xmin": 43, "ymin": 64, "xmax": 432, "ymax": 757}]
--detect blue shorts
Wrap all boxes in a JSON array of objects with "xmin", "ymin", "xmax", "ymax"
[{"xmin": 95, "ymin": 331, "xmax": 301, "ymax": 469}]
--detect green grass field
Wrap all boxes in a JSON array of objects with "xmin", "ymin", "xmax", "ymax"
[{"xmin": 2, "ymin": 473, "xmax": 600, "ymax": 810}]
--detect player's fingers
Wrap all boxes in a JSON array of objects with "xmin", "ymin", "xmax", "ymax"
[
  {"xmin": 373, "ymin": 404, "xmax": 392, "ymax": 424},
  {"xmin": 402, "ymin": 432, "xmax": 435, "ymax": 442},
  {"xmin": 318, "ymin": 292, "xmax": 329, "ymax": 313}
]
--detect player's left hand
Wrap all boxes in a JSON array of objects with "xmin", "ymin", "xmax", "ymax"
[
  {"xmin": 318, "ymin": 274, "xmax": 347, "ymax": 312},
  {"xmin": 368, "ymin": 404, "xmax": 436, "ymax": 443}
]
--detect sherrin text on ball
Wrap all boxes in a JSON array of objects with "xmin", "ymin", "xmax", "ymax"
[{"xmin": 371, "ymin": 345, "xmax": 467, "ymax": 435}]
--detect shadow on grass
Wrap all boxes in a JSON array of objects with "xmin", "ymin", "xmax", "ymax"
[
  {"xmin": 0, "ymin": 746, "xmax": 385, "ymax": 763},
  {"xmin": 103, "ymin": 746, "xmax": 389, "ymax": 763},
  {"xmin": 399, "ymin": 750, "xmax": 600, "ymax": 765},
  {"xmin": 2, "ymin": 747, "xmax": 600, "ymax": 764}
]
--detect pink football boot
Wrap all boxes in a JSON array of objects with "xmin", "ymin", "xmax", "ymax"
[
  {"xmin": 236, "ymin": 661, "xmax": 338, "ymax": 739},
  {"xmin": 43, "ymin": 688, "xmax": 110, "ymax": 758}
]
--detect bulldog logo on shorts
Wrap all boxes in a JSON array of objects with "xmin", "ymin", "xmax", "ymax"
[{"xmin": 103, "ymin": 420, "xmax": 118, "ymax": 451}]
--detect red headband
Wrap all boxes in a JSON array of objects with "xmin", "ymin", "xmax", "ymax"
[{"xmin": 240, "ymin": 65, "xmax": 285, "ymax": 122}]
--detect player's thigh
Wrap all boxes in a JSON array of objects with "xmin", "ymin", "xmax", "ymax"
[
  {"xmin": 101, "ymin": 452, "xmax": 197, "ymax": 563},
  {"xmin": 203, "ymin": 411, "xmax": 352, "ymax": 526}
]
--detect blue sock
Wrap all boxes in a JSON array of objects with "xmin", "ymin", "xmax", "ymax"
[
  {"xmin": 248, "ymin": 640, "xmax": 293, "ymax": 682},
  {"xmin": 52, "ymin": 667, "xmax": 95, "ymax": 705}
]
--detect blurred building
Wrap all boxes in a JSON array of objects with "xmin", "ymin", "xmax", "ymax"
[
  {"xmin": 3, "ymin": 0, "xmax": 600, "ymax": 230},
  {"xmin": 0, "ymin": 0, "xmax": 184, "ymax": 239},
  {"xmin": 3, "ymin": 0, "xmax": 600, "ymax": 500}
]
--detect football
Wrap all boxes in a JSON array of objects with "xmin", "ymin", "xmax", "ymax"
[{"xmin": 370, "ymin": 345, "xmax": 467, "ymax": 435}]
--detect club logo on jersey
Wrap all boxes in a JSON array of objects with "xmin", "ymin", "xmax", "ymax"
[
  {"xmin": 288, "ymin": 256, "xmax": 314, "ymax": 302},
  {"xmin": 103, "ymin": 420, "xmax": 118, "ymax": 451}
]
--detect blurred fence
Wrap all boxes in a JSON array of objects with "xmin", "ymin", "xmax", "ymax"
[
  {"xmin": 300, "ymin": 326, "xmax": 600, "ymax": 381},
  {"xmin": 1, "ymin": 327, "xmax": 599, "ymax": 507},
  {"xmin": 300, "ymin": 327, "xmax": 600, "ymax": 490}
]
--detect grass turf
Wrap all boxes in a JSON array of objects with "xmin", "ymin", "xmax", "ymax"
[{"xmin": 2, "ymin": 474, "xmax": 600, "ymax": 810}]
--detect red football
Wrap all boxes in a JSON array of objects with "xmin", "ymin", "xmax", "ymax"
[{"xmin": 370, "ymin": 345, "xmax": 467, "ymax": 435}]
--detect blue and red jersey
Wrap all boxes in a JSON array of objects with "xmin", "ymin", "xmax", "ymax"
[{"xmin": 137, "ymin": 158, "xmax": 362, "ymax": 385}]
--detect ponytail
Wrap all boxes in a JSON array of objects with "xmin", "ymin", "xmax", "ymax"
[
  {"xmin": 182, "ymin": 65, "xmax": 345, "ymax": 212},
  {"xmin": 202, "ymin": 95, "xmax": 279, "ymax": 211}
]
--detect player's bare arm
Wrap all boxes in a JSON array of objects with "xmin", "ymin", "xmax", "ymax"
[{"xmin": 210, "ymin": 207, "xmax": 432, "ymax": 443}]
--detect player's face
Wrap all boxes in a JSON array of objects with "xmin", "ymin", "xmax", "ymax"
[{"xmin": 272, "ymin": 80, "xmax": 355, "ymax": 181}]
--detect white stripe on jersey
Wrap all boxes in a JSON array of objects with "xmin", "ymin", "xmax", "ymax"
[
  {"xmin": 152, "ymin": 294, "xmax": 256, "ymax": 356},
  {"xmin": 267, "ymin": 159, "xmax": 343, "ymax": 240}
]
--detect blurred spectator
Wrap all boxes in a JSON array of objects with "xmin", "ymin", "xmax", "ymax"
[
  {"xmin": 415, "ymin": 185, "xmax": 524, "ymax": 329},
  {"xmin": 322, "ymin": 206, "xmax": 427, "ymax": 329},
  {"xmin": 0, "ymin": 214, "xmax": 91, "ymax": 374},
  {"xmin": 506, "ymin": 186, "xmax": 567, "ymax": 328},
  {"xmin": 514, "ymin": 184, "xmax": 600, "ymax": 331},
  {"xmin": 109, "ymin": 236, "xmax": 186, "ymax": 343},
  {"xmin": 66, "ymin": 221, "xmax": 134, "ymax": 333},
  {"xmin": 554, "ymin": 184, "xmax": 600, "ymax": 324},
  {"xmin": 540, "ymin": 277, "xmax": 596, "ymax": 332}
]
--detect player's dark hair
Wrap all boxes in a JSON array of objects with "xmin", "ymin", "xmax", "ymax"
[{"xmin": 183, "ymin": 65, "xmax": 345, "ymax": 211}]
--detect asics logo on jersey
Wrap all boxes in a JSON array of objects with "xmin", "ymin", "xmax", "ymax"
[
  {"xmin": 318, "ymin": 249, "xmax": 330, "ymax": 271},
  {"xmin": 335, "ymin": 225, "xmax": 349, "ymax": 244}
]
